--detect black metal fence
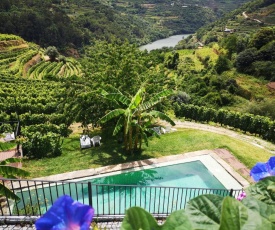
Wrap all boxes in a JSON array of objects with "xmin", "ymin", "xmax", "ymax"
[{"xmin": 0, "ymin": 178, "xmax": 242, "ymax": 221}]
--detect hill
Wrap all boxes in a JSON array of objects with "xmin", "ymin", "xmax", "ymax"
[
  {"xmin": 108, "ymin": 0, "xmax": 251, "ymax": 34},
  {"xmin": 0, "ymin": 0, "xmax": 251, "ymax": 49},
  {"xmin": 170, "ymin": 0, "xmax": 275, "ymax": 119},
  {"xmin": 0, "ymin": 34, "xmax": 83, "ymax": 79},
  {"xmin": 192, "ymin": 0, "xmax": 275, "ymax": 45}
]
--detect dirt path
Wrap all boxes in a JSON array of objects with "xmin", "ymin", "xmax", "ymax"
[{"xmin": 164, "ymin": 120, "xmax": 275, "ymax": 154}]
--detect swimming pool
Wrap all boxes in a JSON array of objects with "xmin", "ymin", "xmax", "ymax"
[
  {"xmin": 14, "ymin": 154, "xmax": 243, "ymax": 216},
  {"xmin": 85, "ymin": 160, "xmax": 226, "ymax": 189}
]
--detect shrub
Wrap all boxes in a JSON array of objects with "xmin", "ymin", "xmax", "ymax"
[{"xmin": 21, "ymin": 132, "xmax": 63, "ymax": 159}]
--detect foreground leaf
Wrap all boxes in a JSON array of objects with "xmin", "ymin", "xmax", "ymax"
[
  {"xmin": 185, "ymin": 194, "xmax": 223, "ymax": 229},
  {"xmin": 161, "ymin": 209, "xmax": 193, "ymax": 230},
  {"xmin": 121, "ymin": 207, "xmax": 160, "ymax": 230},
  {"xmin": 242, "ymin": 196, "xmax": 275, "ymax": 222},
  {"xmin": 220, "ymin": 196, "xmax": 274, "ymax": 230},
  {"xmin": 0, "ymin": 183, "xmax": 20, "ymax": 201},
  {"xmin": 246, "ymin": 176, "xmax": 275, "ymax": 205}
]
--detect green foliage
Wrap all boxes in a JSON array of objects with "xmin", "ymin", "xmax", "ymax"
[
  {"xmin": 165, "ymin": 52, "xmax": 179, "ymax": 70},
  {"xmin": 121, "ymin": 177, "xmax": 275, "ymax": 230},
  {"xmin": 215, "ymin": 55, "xmax": 232, "ymax": 74},
  {"xmin": 250, "ymin": 27, "xmax": 275, "ymax": 49},
  {"xmin": 0, "ymin": 158, "xmax": 29, "ymax": 201},
  {"xmin": 98, "ymin": 86, "xmax": 175, "ymax": 154},
  {"xmin": 21, "ymin": 131, "xmax": 63, "ymax": 159},
  {"xmin": 175, "ymin": 103, "xmax": 275, "ymax": 143},
  {"xmin": 246, "ymin": 99, "xmax": 275, "ymax": 120},
  {"xmin": 44, "ymin": 46, "xmax": 59, "ymax": 62}
]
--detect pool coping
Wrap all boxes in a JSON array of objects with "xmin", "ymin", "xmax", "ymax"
[{"xmin": 34, "ymin": 148, "xmax": 251, "ymax": 188}]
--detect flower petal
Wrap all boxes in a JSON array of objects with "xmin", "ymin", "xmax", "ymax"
[
  {"xmin": 35, "ymin": 195, "xmax": 94, "ymax": 230},
  {"xmin": 250, "ymin": 162, "xmax": 270, "ymax": 182}
]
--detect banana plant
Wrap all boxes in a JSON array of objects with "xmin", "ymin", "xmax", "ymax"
[
  {"xmin": 0, "ymin": 158, "xmax": 29, "ymax": 201},
  {"xmin": 98, "ymin": 85, "xmax": 175, "ymax": 154}
]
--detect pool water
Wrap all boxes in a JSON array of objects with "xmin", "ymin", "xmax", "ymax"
[
  {"xmin": 87, "ymin": 160, "xmax": 226, "ymax": 189},
  {"xmin": 15, "ymin": 160, "xmax": 229, "ymax": 215}
]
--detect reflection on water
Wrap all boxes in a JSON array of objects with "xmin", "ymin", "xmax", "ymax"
[
  {"xmin": 87, "ymin": 160, "xmax": 225, "ymax": 189},
  {"xmin": 140, "ymin": 34, "xmax": 192, "ymax": 51}
]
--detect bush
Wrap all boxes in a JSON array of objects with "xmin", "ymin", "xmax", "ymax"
[
  {"xmin": 175, "ymin": 104, "xmax": 275, "ymax": 143},
  {"xmin": 44, "ymin": 46, "xmax": 59, "ymax": 62},
  {"xmin": 235, "ymin": 48, "xmax": 258, "ymax": 73},
  {"xmin": 21, "ymin": 132, "xmax": 63, "ymax": 159}
]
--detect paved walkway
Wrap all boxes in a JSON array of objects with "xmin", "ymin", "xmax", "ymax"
[
  {"xmin": 0, "ymin": 148, "xmax": 22, "ymax": 168},
  {"xmin": 213, "ymin": 148, "xmax": 253, "ymax": 184}
]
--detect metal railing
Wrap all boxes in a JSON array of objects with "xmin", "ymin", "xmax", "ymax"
[{"xmin": 0, "ymin": 178, "xmax": 242, "ymax": 222}]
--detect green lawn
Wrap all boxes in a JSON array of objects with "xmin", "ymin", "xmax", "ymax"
[{"xmin": 22, "ymin": 128, "xmax": 273, "ymax": 178}]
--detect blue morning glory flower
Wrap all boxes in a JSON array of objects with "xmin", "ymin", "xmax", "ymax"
[
  {"xmin": 35, "ymin": 195, "xmax": 94, "ymax": 230},
  {"xmin": 250, "ymin": 156, "xmax": 275, "ymax": 182}
]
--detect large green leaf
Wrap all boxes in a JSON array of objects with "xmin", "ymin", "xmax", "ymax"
[
  {"xmin": 185, "ymin": 194, "xmax": 223, "ymax": 230},
  {"xmin": 219, "ymin": 196, "xmax": 274, "ymax": 230},
  {"xmin": 104, "ymin": 93, "xmax": 131, "ymax": 106},
  {"xmin": 121, "ymin": 206, "xmax": 160, "ymax": 230},
  {"xmin": 242, "ymin": 196, "xmax": 275, "ymax": 222},
  {"xmin": 129, "ymin": 87, "xmax": 145, "ymax": 110},
  {"xmin": 97, "ymin": 109, "xmax": 125, "ymax": 124},
  {"xmin": 140, "ymin": 90, "xmax": 173, "ymax": 111},
  {"xmin": 0, "ymin": 165, "xmax": 29, "ymax": 178},
  {"xmin": 113, "ymin": 116, "xmax": 124, "ymax": 135},
  {"xmin": 0, "ymin": 183, "xmax": 20, "ymax": 201},
  {"xmin": 149, "ymin": 110, "xmax": 176, "ymax": 126},
  {"xmin": 161, "ymin": 209, "xmax": 193, "ymax": 230},
  {"xmin": 0, "ymin": 158, "xmax": 21, "ymax": 165},
  {"xmin": 246, "ymin": 176, "xmax": 275, "ymax": 205}
]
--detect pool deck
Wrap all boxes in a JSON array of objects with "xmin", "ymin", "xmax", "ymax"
[{"xmin": 34, "ymin": 148, "xmax": 252, "ymax": 188}]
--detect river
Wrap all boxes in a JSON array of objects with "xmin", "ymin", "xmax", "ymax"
[{"xmin": 140, "ymin": 34, "xmax": 192, "ymax": 52}]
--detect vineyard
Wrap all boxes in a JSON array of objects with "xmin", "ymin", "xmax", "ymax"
[
  {"xmin": 0, "ymin": 70, "xmax": 90, "ymax": 158},
  {"xmin": 0, "ymin": 34, "xmax": 83, "ymax": 79}
]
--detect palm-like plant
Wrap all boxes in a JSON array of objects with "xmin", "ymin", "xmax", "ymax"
[
  {"xmin": 0, "ymin": 158, "xmax": 29, "ymax": 200},
  {"xmin": 98, "ymin": 86, "xmax": 175, "ymax": 154}
]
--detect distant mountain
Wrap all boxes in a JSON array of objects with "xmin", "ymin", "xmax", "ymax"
[{"xmin": 0, "ymin": 0, "xmax": 252, "ymax": 49}]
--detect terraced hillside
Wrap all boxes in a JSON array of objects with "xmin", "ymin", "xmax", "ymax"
[
  {"xmin": 194, "ymin": 1, "xmax": 275, "ymax": 45},
  {"xmin": 0, "ymin": 34, "xmax": 83, "ymax": 79}
]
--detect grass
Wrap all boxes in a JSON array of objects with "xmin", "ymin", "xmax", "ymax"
[{"xmin": 22, "ymin": 128, "xmax": 273, "ymax": 178}]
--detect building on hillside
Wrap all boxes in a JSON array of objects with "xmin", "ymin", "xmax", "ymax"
[
  {"xmin": 267, "ymin": 82, "xmax": 275, "ymax": 91},
  {"xmin": 224, "ymin": 27, "xmax": 234, "ymax": 33}
]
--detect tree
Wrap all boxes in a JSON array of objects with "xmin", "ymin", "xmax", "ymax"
[
  {"xmin": 98, "ymin": 86, "xmax": 175, "ymax": 154},
  {"xmin": 221, "ymin": 34, "xmax": 237, "ymax": 59},
  {"xmin": 44, "ymin": 46, "xmax": 59, "ymax": 62},
  {"xmin": 0, "ymin": 158, "xmax": 29, "ymax": 200},
  {"xmin": 250, "ymin": 27, "xmax": 275, "ymax": 50},
  {"xmin": 235, "ymin": 48, "xmax": 258, "ymax": 73},
  {"xmin": 215, "ymin": 55, "xmax": 231, "ymax": 74}
]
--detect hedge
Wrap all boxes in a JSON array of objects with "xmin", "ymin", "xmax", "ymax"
[{"xmin": 174, "ymin": 103, "xmax": 275, "ymax": 143}]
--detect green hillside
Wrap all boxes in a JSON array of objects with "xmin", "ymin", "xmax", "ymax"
[
  {"xmin": 193, "ymin": 0, "xmax": 275, "ymax": 45},
  {"xmin": 1, "ymin": 0, "xmax": 275, "ymax": 166},
  {"xmin": 0, "ymin": 0, "xmax": 252, "ymax": 49},
  {"xmin": 0, "ymin": 34, "xmax": 83, "ymax": 79}
]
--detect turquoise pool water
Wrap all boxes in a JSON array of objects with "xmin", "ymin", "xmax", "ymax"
[
  {"xmin": 86, "ymin": 160, "xmax": 226, "ymax": 189},
  {"xmin": 15, "ymin": 160, "xmax": 227, "ymax": 215}
]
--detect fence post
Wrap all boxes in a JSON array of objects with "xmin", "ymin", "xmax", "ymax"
[
  {"xmin": 88, "ymin": 182, "xmax": 92, "ymax": 207},
  {"xmin": 229, "ymin": 189, "xmax": 233, "ymax": 197}
]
